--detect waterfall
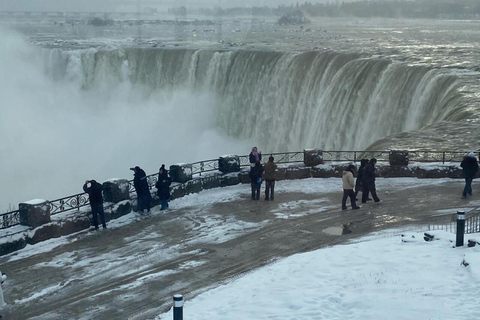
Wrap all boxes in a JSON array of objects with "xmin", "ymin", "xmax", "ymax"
[{"xmin": 44, "ymin": 47, "xmax": 469, "ymax": 151}]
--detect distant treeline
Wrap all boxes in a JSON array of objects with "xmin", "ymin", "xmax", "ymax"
[{"xmin": 190, "ymin": 0, "xmax": 480, "ymax": 19}]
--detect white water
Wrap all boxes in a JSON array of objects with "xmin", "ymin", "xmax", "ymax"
[
  {"xmin": 0, "ymin": 22, "xmax": 476, "ymax": 209},
  {"xmin": 46, "ymin": 47, "xmax": 470, "ymax": 152},
  {"xmin": 0, "ymin": 28, "xmax": 250, "ymax": 209}
]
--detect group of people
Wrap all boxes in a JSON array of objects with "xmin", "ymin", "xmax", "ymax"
[
  {"xmin": 130, "ymin": 165, "xmax": 173, "ymax": 212},
  {"xmin": 83, "ymin": 164, "xmax": 172, "ymax": 230},
  {"xmin": 341, "ymin": 158, "xmax": 381, "ymax": 210},
  {"xmin": 341, "ymin": 151, "xmax": 480, "ymax": 209},
  {"xmin": 82, "ymin": 149, "xmax": 480, "ymax": 229},
  {"xmin": 248, "ymin": 147, "xmax": 278, "ymax": 201}
]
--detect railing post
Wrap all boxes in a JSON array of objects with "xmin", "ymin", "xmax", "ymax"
[
  {"xmin": 173, "ymin": 294, "xmax": 183, "ymax": 320},
  {"xmin": 442, "ymin": 152, "xmax": 445, "ymax": 164},
  {"xmin": 456, "ymin": 211, "xmax": 465, "ymax": 247},
  {"xmin": 354, "ymin": 151, "xmax": 357, "ymax": 163}
]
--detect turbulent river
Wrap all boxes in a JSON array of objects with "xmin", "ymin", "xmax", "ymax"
[{"xmin": 1, "ymin": 15, "xmax": 480, "ymax": 207}]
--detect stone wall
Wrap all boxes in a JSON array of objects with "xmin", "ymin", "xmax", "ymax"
[{"xmin": 0, "ymin": 160, "xmax": 465, "ymax": 256}]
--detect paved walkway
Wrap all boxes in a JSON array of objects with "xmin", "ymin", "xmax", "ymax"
[{"xmin": 0, "ymin": 179, "xmax": 474, "ymax": 320}]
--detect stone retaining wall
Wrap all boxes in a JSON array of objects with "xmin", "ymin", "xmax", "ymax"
[{"xmin": 0, "ymin": 160, "xmax": 464, "ymax": 256}]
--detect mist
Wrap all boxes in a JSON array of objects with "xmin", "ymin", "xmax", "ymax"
[
  {"xmin": 0, "ymin": 0, "xmax": 319, "ymax": 12},
  {"xmin": 0, "ymin": 27, "xmax": 250, "ymax": 210}
]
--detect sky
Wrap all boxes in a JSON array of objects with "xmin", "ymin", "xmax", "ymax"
[{"xmin": 2, "ymin": 176, "xmax": 480, "ymax": 319}]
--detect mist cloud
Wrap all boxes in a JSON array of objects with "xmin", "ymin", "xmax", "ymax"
[{"xmin": 0, "ymin": 27, "xmax": 250, "ymax": 210}]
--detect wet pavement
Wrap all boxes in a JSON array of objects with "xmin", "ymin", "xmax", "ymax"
[{"xmin": 0, "ymin": 178, "xmax": 475, "ymax": 320}]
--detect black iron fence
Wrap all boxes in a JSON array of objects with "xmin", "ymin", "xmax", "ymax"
[
  {"xmin": 1, "ymin": 210, "xmax": 21, "ymax": 229},
  {"xmin": 427, "ymin": 208, "xmax": 480, "ymax": 235},
  {"xmin": 0, "ymin": 149, "xmax": 471, "ymax": 230}
]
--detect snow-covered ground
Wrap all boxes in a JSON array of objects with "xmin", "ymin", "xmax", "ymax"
[
  {"xmin": 155, "ymin": 177, "xmax": 480, "ymax": 320},
  {"xmin": 2, "ymin": 177, "xmax": 480, "ymax": 320},
  {"xmin": 157, "ymin": 228, "xmax": 480, "ymax": 320}
]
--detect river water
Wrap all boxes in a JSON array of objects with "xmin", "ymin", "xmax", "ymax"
[{"xmin": 1, "ymin": 14, "xmax": 480, "ymax": 208}]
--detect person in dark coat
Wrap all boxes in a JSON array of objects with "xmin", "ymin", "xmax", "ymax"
[
  {"xmin": 249, "ymin": 161, "xmax": 264, "ymax": 200},
  {"xmin": 131, "ymin": 166, "xmax": 152, "ymax": 213},
  {"xmin": 361, "ymin": 158, "xmax": 381, "ymax": 203},
  {"xmin": 354, "ymin": 159, "xmax": 369, "ymax": 200},
  {"xmin": 249, "ymin": 147, "xmax": 262, "ymax": 170},
  {"xmin": 460, "ymin": 152, "xmax": 479, "ymax": 198},
  {"xmin": 263, "ymin": 155, "xmax": 277, "ymax": 201},
  {"xmin": 83, "ymin": 179, "xmax": 106, "ymax": 230},
  {"xmin": 155, "ymin": 164, "xmax": 172, "ymax": 210}
]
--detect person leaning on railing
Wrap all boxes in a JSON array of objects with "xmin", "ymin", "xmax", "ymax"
[{"xmin": 83, "ymin": 180, "xmax": 107, "ymax": 230}]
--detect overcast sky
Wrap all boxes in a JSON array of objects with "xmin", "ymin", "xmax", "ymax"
[{"xmin": 0, "ymin": 0, "xmax": 337, "ymax": 12}]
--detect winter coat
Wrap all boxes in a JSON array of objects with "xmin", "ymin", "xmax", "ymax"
[
  {"xmin": 355, "ymin": 159, "xmax": 368, "ymax": 189},
  {"xmin": 134, "ymin": 168, "xmax": 150, "ymax": 197},
  {"xmin": 249, "ymin": 152, "xmax": 262, "ymax": 165},
  {"xmin": 83, "ymin": 181, "xmax": 103, "ymax": 206},
  {"xmin": 363, "ymin": 160, "xmax": 376, "ymax": 184},
  {"xmin": 461, "ymin": 156, "xmax": 479, "ymax": 178},
  {"xmin": 342, "ymin": 170, "xmax": 355, "ymax": 190},
  {"xmin": 249, "ymin": 163, "xmax": 264, "ymax": 184},
  {"xmin": 155, "ymin": 172, "xmax": 172, "ymax": 200},
  {"xmin": 263, "ymin": 161, "xmax": 277, "ymax": 181}
]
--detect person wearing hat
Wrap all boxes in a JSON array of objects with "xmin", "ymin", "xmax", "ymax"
[
  {"xmin": 342, "ymin": 164, "xmax": 360, "ymax": 210},
  {"xmin": 130, "ymin": 166, "xmax": 152, "ymax": 213},
  {"xmin": 460, "ymin": 152, "xmax": 479, "ymax": 199},
  {"xmin": 83, "ymin": 179, "xmax": 107, "ymax": 230}
]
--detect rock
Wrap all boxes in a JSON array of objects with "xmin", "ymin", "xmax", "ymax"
[
  {"xmin": 218, "ymin": 155, "xmax": 240, "ymax": 173},
  {"xmin": 19, "ymin": 200, "xmax": 51, "ymax": 228},
  {"xmin": 304, "ymin": 149, "xmax": 324, "ymax": 166}
]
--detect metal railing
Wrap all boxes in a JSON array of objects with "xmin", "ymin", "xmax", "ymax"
[
  {"xmin": 1, "ymin": 210, "xmax": 21, "ymax": 229},
  {"xmin": 191, "ymin": 159, "xmax": 219, "ymax": 176},
  {"xmin": 0, "ymin": 149, "xmax": 470, "ymax": 230},
  {"xmin": 427, "ymin": 208, "xmax": 480, "ymax": 235},
  {"xmin": 48, "ymin": 192, "xmax": 90, "ymax": 215}
]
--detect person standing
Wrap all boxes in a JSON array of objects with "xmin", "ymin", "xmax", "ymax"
[
  {"xmin": 249, "ymin": 161, "xmax": 264, "ymax": 200},
  {"xmin": 362, "ymin": 158, "xmax": 381, "ymax": 203},
  {"xmin": 83, "ymin": 179, "xmax": 107, "ymax": 230},
  {"xmin": 249, "ymin": 147, "xmax": 262, "ymax": 170},
  {"xmin": 354, "ymin": 158, "xmax": 368, "ymax": 200},
  {"xmin": 460, "ymin": 152, "xmax": 479, "ymax": 198},
  {"xmin": 342, "ymin": 164, "xmax": 360, "ymax": 210},
  {"xmin": 155, "ymin": 164, "xmax": 172, "ymax": 210},
  {"xmin": 263, "ymin": 155, "xmax": 277, "ymax": 201},
  {"xmin": 131, "ymin": 166, "xmax": 152, "ymax": 213}
]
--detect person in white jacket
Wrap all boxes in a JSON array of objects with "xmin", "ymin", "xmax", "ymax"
[{"xmin": 342, "ymin": 164, "xmax": 361, "ymax": 210}]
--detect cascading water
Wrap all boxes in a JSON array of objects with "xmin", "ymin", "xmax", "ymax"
[
  {"xmin": 47, "ymin": 47, "xmax": 472, "ymax": 152},
  {"xmin": 3, "ymin": 26, "xmax": 479, "ymax": 209}
]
